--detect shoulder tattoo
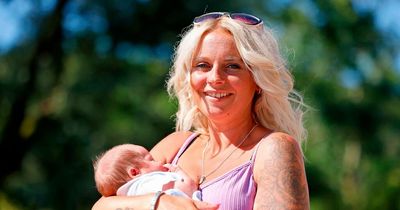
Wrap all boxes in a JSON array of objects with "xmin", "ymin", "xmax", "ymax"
[{"xmin": 257, "ymin": 135, "xmax": 309, "ymax": 210}]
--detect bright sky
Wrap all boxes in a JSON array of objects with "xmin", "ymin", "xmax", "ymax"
[{"xmin": 0, "ymin": 0, "xmax": 56, "ymax": 53}]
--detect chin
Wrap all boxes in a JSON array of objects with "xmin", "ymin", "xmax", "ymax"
[{"xmin": 204, "ymin": 110, "xmax": 231, "ymax": 120}]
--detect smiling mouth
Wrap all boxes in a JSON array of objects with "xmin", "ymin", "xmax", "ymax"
[{"xmin": 205, "ymin": 92, "xmax": 232, "ymax": 99}]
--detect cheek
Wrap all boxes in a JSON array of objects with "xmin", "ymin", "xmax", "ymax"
[
  {"xmin": 190, "ymin": 72, "xmax": 206, "ymax": 90},
  {"xmin": 230, "ymin": 77, "xmax": 257, "ymax": 97},
  {"xmin": 145, "ymin": 165, "xmax": 161, "ymax": 173}
]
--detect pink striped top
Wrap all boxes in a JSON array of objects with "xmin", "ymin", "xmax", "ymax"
[{"xmin": 171, "ymin": 133, "xmax": 261, "ymax": 210}]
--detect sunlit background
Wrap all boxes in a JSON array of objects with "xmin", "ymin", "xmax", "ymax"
[{"xmin": 0, "ymin": 0, "xmax": 399, "ymax": 209}]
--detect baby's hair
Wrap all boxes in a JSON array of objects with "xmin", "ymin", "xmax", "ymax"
[{"xmin": 93, "ymin": 144, "xmax": 143, "ymax": 196}]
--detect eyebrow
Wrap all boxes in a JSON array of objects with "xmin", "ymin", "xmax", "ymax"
[
  {"xmin": 193, "ymin": 56, "xmax": 242, "ymax": 62},
  {"xmin": 224, "ymin": 56, "xmax": 242, "ymax": 62}
]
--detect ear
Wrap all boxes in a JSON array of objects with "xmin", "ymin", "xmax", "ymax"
[
  {"xmin": 256, "ymin": 87, "xmax": 262, "ymax": 95},
  {"xmin": 128, "ymin": 167, "xmax": 140, "ymax": 178}
]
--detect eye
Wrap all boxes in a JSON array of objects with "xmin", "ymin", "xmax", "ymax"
[
  {"xmin": 144, "ymin": 154, "xmax": 154, "ymax": 161},
  {"xmin": 225, "ymin": 63, "xmax": 242, "ymax": 73},
  {"xmin": 193, "ymin": 62, "xmax": 211, "ymax": 72},
  {"xmin": 227, "ymin": 64, "xmax": 241, "ymax": 69}
]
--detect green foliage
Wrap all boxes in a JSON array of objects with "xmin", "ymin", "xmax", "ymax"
[{"xmin": 0, "ymin": 0, "xmax": 399, "ymax": 209}]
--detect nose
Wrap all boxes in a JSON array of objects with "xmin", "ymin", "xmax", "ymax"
[{"xmin": 207, "ymin": 66, "xmax": 225, "ymax": 85}]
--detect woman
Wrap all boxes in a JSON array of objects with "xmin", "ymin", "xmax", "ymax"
[{"xmin": 93, "ymin": 12, "xmax": 309, "ymax": 210}]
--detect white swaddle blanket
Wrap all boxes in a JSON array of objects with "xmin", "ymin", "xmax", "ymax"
[{"xmin": 116, "ymin": 171, "xmax": 201, "ymax": 200}]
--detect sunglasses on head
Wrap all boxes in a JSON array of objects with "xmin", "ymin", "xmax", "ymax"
[{"xmin": 193, "ymin": 12, "xmax": 263, "ymax": 26}]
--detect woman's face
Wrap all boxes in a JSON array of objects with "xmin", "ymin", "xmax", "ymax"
[{"xmin": 190, "ymin": 28, "xmax": 257, "ymax": 122}]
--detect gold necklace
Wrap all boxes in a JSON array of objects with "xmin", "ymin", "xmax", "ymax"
[{"xmin": 199, "ymin": 124, "xmax": 258, "ymax": 185}]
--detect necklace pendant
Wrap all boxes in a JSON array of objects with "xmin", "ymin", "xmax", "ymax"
[{"xmin": 199, "ymin": 176, "xmax": 206, "ymax": 185}]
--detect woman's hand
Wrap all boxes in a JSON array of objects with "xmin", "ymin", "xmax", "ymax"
[{"xmin": 157, "ymin": 194, "xmax": 219, "ymax": 210}]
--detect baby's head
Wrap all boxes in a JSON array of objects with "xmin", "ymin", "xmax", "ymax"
[{"xmin": 93, "ymin": 144, "xmax": 167, "ymax": 196}]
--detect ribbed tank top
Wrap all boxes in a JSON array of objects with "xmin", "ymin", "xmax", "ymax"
[{"xmin": 171, "ymin": 133, "xmax": 262, "ymax": 210}]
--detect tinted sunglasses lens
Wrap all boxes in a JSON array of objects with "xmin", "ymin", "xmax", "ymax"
[
  {"xmin": 193, "ymin": 12, "xmax": 224, "ymax": 23},
  {"xmin": 231, "ymin": 13, "xmax": 262, "ymax": 25}
]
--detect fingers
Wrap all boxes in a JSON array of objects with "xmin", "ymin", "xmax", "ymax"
[
  {"xmin": 193, "ymin": 200, "xmax": 220, "ymax": 210},
  {"xmin": 163, "ymin": 163, "xmax": 178, "ymax": 172},
  {"xmin": 166, "ymin": 196, "xmax": 219, "ymax": 210}
]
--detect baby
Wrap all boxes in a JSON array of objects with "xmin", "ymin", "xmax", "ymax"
[{"xmin": 93, "ymin": 144, "xmax": 201, "ymax": 200}]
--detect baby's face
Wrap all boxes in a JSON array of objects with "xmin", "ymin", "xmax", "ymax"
[
  {"xmin": 140, "ymin": 159, "xmax": 168, "ymax": 174},
  {"xmin": 129, "ymin": 145, "xmax": 168, "ymax": 174},
  {"xmin": 130, "ymin": 145, "xmax": 153, "ymax": 161}
]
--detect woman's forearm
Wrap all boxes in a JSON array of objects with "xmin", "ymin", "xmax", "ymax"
[
  {"xmin": 92, "ymin": 194, "xmax": 152, "ymax": 210},
  {"xmin": 92, "ymin": 193, "xmax": 219, "ymax": 210}
]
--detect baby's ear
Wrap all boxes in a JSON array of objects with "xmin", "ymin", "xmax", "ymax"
[{"xmin": 127, "ymin": 167, "xmax": 139, "ymax": 178}]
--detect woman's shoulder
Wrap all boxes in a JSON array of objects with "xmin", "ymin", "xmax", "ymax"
[
  {"xmin": 252, "ymin": 132, "xmax": 309, "ymax": 208},
  {"xmin": 257, "ymin": 131, "xmax": 301, "ymax": 154},
  {"xmin": 253, "ymin": 131, "xmax": 304, "ymax": 174},
  {"xmin": 150, "ymin": 131, "xmax": 195, "ymax": 164}
]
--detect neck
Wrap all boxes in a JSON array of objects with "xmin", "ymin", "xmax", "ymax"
[
  {"xmin": 199, "ymin": 122, "xmax": 258, "ymax": 185},
  {"xmin": 207, "ymin": 119, "xmax": 257, "ymax": 152}
]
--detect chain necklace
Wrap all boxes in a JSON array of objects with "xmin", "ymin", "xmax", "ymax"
[{"xmin": 199, "ymin": 124, "xmax": 258, "ymax": 185}]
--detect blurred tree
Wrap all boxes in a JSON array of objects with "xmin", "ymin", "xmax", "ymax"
[
  {"xmin": 267, "ymin": 1, "xmax": 400, "ymax": 209},
  {"xmin": 0, "ymin": 0, "xmax": 67, "ymax": 191}
]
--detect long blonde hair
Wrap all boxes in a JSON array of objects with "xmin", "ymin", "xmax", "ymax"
[{"xmin": 167, "ymin": 16, "xmax": 307, "ymax": 144}]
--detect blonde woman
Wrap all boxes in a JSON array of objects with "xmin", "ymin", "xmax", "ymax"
[{"xmin": 93, "ymin": 12, "xmax": 309, "ymax": 210}]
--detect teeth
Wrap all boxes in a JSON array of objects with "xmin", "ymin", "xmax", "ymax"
[{"xmin": 207, "ymin": 92, "xmax": 229, "ymax": 98}]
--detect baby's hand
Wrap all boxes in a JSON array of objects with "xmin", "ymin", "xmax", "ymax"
[{"xmin": 163, "ymin": 163, "xmax": 179, "ymax": 172}]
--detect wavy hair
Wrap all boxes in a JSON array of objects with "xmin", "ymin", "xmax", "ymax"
[{"xmin": 167, "ymin": 16, "xmax": 307, "ymax": 144}]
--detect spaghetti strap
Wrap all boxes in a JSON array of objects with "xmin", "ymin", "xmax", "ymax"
[
  {"xmin": 171, "ymin": 132, "xmax": 200, "ymax": 165},
  {"xmin": 250, "ymin": 135, "xmax": 269, "ymax": 163}
]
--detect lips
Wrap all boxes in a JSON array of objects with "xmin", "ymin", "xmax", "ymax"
[{"xmin": 205, "ymin": 92, "xmax": 232, "ymax": 99}]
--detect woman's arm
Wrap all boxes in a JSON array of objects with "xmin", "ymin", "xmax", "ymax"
[
  {"xmin": 253, "ymin": 132, "xmax": 310, "ymax": 210},
  {"xmin": 92, "ymin": 193, "xmax": 219, "ymax": 210},
  {"xmin": 92, "ymin": 131, "xmax": 210, "ymax": 210},
  {"xmin": 92, "ymin": 194, "xmax": 153, "ymax": 210}
]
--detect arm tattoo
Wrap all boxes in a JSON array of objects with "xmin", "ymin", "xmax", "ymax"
[{"xmin": 257, "ymin": 135, "xmax": 309, "ymax": 210}]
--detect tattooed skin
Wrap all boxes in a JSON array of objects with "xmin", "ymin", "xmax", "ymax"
[{"xmin": 254, "ymin": 134, "xmax": 309, "ymax": 210}]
